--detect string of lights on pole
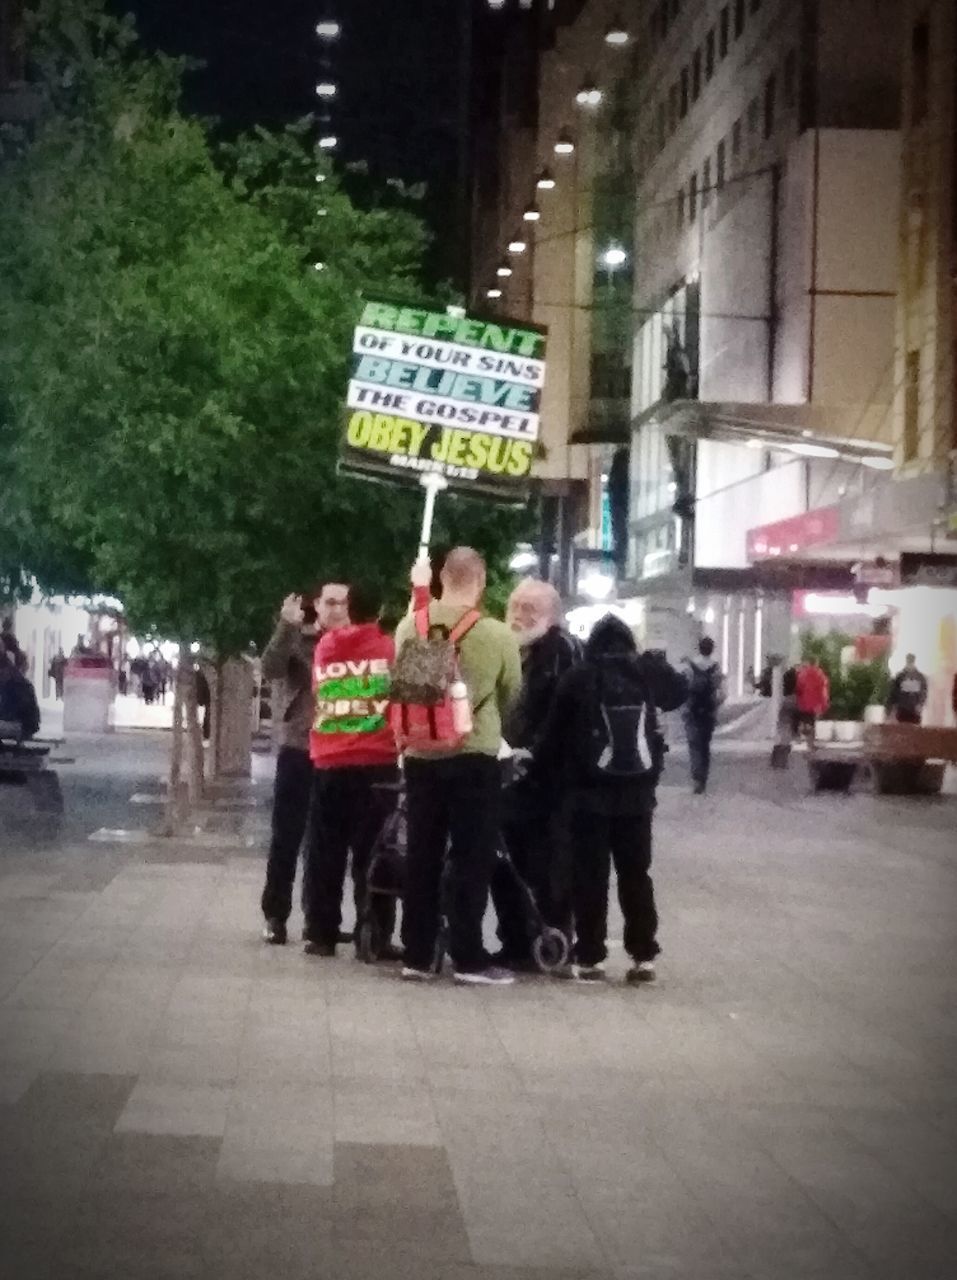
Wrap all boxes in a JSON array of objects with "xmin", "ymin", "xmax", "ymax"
[
  {"xmin": 312, "ymin": 14, "xmax": 341, "ymax": 274},
  {"xmin": 483, "ymin": 8, "xmax": 632, "ymax": 303}
]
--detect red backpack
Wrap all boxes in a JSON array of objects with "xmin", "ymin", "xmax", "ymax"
[{"xmin": 388, "ymin": 607, "xmax": 480, "ymax": 752}]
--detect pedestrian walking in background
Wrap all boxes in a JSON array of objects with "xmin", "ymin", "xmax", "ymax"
[
  {"xmin": 140, "ymin": 660, "xmax": 158, "ymax": 706},
  {"xmin": 795, "ymin": 657, "xmax": 829, "ymax": 739},
  {"xmin": 303, "ymin": 582, "xmax": 399, "ymax": 958},
  {"xmin": 259, "ymin": 582, "xmax": 347, "ymax": 945},
  {"xmin": 394, "ymin": 547, "xmax": 522, "ymax": 986},
  {"xmin": 885, "ymin": 654, "xmax": 928, "ymax": 724},
  {"xmin": 682, "ymin": 637, "xmax": 726, "ymax": 794},
  {"xmin": 534, "ymin": 617, "xmax": 687, "ymax": 984},
  {"xmin": 491, "ymin": 579, "xmax": 580, "ymax": 969},
  {"xmin": 48, "ymin": 648, "xmax": 67, "ymax": 700}
]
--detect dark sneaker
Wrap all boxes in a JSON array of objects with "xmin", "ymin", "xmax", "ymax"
[
  {"xmin": 303, "ymin": 940, "xmax": 336, "ymax": 957},
  {"xmin": 453, "ymin": 966, "xmax": 515, "ymax": 987},
  {"xmin": 377, "ymin": 942, "xmax": 404, "ymax": 964},
  {"xmin": 573, "ymin": 963, "xmax": 606, "ymax": 982},
  {"xmin": 626, "ymin": 961, "xmax": 657, "ymax": 985},
  {"xmin": 400, "ymin": 965, "xmax": 434, "ymax": 982},
  {"xmin": 262, "ymin": 918, "xmax": 287, "ymax": 946}
]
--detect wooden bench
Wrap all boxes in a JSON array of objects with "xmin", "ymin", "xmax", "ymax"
[
  {"xmin": 0, "ymin": 730, "xmax": 64, "ymax": 815},
  {"xmin": 862, "ymin": 723, "xmax": 957, "ymax": 796}
]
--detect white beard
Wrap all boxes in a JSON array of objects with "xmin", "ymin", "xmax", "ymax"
[{"xmin": 515, "ymin": 619, "xmax": 551, "ymax": 647}]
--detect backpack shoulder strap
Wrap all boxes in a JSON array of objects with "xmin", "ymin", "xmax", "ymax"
[
  {"xmin": 414, "ymin": 607, "xmax": 430, "ymax": 638},
  {"xmin": 448, "ymin": 609, "xmax": 481, "ymax": 646}
]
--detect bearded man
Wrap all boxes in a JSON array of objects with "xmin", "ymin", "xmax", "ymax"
[{"xmin": 490, "ymin": 579, "xmax": 581, "ymax": 970}]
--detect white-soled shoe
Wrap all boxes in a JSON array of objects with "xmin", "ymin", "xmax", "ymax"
[
  {"xmin": 626, "ymin": 961, "xmax": 657, "ymax": 985},
  {"xmin": 453, "ymin": 966, "xmax": 515, "ymax": 986}
]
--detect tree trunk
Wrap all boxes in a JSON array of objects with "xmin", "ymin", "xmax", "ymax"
[
  {"xmin": 183, "ymin": 661, "xmax": 205, "ymax": 806},
  {"xmin": 160, "ymin": 657, "xmax": 188, "ymax": 836}
]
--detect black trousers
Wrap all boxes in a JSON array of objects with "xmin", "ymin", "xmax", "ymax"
[
  {"xmin": 570, "ymin": 809, "xmax": 659, "ymax": 968},
  {"xmin": 685, "ymin": 718, "xmax": 715, "ymax": 789},
  {"xmin": 261, "ymin": 746, "xmax": 313, "ymax": 924},
  {"xmin": 401, "ymin": 754, "xmax": 501, "ymax": 974},
  {"xmin": 492, "ymin": 804, "xmax": 571, "ymax": 960},
  {"xmin": 303, "ymin": 764, "xmax": 398, "ymax": 947}
]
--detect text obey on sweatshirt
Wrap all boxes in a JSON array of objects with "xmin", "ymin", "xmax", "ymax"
[{"xmin": 314, "ymin": 655, "xmax": 391, "ymax": 735}]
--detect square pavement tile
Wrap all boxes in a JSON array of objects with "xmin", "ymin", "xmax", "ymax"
[{"xmin": 114, "ymin": 1080, "xmax": 231, "ymax": 1138}]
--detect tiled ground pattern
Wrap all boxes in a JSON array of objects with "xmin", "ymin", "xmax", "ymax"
[{"xmin": 1, "ymin": 756, "xmax": 956, "ymax": 1279}]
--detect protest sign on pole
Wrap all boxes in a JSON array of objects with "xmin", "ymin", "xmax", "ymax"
[{"xmin": 338, "ymin": 299, "xmax": 547, "ymax": 512}]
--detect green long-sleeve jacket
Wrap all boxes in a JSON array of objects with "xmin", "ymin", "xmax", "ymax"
[{"xmin": 394, "ymin": 603, "xmax": 522, "ymax": 759}]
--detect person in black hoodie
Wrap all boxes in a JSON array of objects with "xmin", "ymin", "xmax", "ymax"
[{"xmin": 534, "ymin": 616, "xmax": 687, "ymax": 983}]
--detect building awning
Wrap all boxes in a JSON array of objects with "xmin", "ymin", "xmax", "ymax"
[
  {"xmin": 570, "ymin": 398, "xmax": 631, "ymax": 445},
  {"xmin": 633, "ymin": 398, "xmax": 895, "ymax": 468}
]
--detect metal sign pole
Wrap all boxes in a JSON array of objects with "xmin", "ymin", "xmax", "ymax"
[{"xmin": 418, "ymin": 473, "xmax": 448, "ymax": 556}]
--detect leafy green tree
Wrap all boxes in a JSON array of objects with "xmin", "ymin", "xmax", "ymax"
[{"xmin": 0, "ymin": 0, "xmax": 528, "ymax": 811}]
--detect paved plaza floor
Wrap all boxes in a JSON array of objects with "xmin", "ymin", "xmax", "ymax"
[{"xmin": 1, "ymin": 732, "xmax": 956, "ymax": 1279}]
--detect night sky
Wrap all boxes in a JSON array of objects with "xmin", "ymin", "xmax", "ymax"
[{"xmin": 109, "ymin": 0, "xmax": 475, "ymax": 282}]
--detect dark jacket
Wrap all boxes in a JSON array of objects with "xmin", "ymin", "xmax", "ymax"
[
  {"xmin": 261, "ymin": 619, "xmax": 317, "ymax": 752},
  {"xmin": 0, "ymin": 663, "xmax": 41, "ymax": 740},
  {"xmin": 534, "ymin": 615, "xmax": 687, "ymax": 815},
  {"xmin": 505, "ymin": 625, "xmax": 582, "ymax": 750},
  {"xmin": 886, "ymin": 667, "xmax": 928, "ymax": 719}
]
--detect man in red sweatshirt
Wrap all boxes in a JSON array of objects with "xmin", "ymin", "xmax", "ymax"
[{"xmin": 303, "ymin": 581, "xmax": 399, "ymax": 957}]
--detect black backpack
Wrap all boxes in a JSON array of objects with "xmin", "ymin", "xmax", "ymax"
[
  {"xmin": 580, "ymin": 660, "xmax": 659, "ymax": 780},
  {"xmin": 686, "ymin": 661, "xmax": 721, "ymax": 721}
]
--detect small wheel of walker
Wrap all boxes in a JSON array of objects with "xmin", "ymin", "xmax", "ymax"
[
  {"xmin": 357, "ymin": 921, "xmax": 376, "ymax": 965},
  {"xmin": 532, "ymin": 928, "xmax": 569, "ymax": 973}
]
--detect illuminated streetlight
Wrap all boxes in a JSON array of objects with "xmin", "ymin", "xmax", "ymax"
[
  {"xmin": 576, "ymin": 83, "xmax": 603, "ymax": 108},
  {"xmin": 554, "ymin": 130, "xmax": 575, "ymax": 155},
  {"xmin": 602, "ymin": 246, "xmax": 628, "ymax": 268},
  {"xmin": 318, "ymin": 134, "xmax": 338, "ymax": 150},
  {"xmin": 486, "ymin": 287, "xmax": 503, "ymax": 299},
  {"xmin": 522, "ymin": 204, "xmax": 541, "ymax": 222},
  {"xmin": 315, "ymin": 19, "xmax": 341, "ymax": 39},
  {"xmin": 605, "ymin": 17, "xmax": 630, "ymax": 46},
  {"xmin": 313, "ymin": 261, "xmax": 326, "ymax": 271},
  {"xmin": 315, "ymin": 81, "xmax": 337, "ymax": 98},
  {"xmin": 508, "ymin": 238, "xmax": 527, "ymax": 254},
  {"xmin": 536, "ymin": 168, "xmax": 556, "ymax": 190},
  {"xmin": 496, "ymin": 264, "xmax": 513, "ymax": 278}
]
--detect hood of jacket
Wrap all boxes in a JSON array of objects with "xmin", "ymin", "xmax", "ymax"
[
  {"xmin": 584, "ymin": 614, "xmax": 637, "ymax": 661},
  {"xmin": 316, "ymin": 622, "xmax": 384, "ymax": 661}
]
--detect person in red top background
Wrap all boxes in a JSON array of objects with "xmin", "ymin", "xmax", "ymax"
[
  {"xmin": 302, "ymin": 581, "xmax": 399, "ymax": 958},
  {"xmin": 795, "ymin": 658, "xmax": 830, "ymax": 737}
]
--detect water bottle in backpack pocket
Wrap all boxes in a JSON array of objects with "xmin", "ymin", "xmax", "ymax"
[{"xmin": 389, "ymin": 608, "xmax": 480, "ymax": 752}]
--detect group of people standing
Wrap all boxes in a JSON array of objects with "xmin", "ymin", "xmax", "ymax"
[{"xmin": 257, "ymin": 547, "xmax": 706, "ymax": 986}]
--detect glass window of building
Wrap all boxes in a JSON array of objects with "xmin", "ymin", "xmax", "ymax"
[
  {"xmin": 689, "ymin": 171, "xmax": 698, "ymax": 222},
  {"xmin": 716, "ymin": 138, "xmax": 726, "ymax": 189}
]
